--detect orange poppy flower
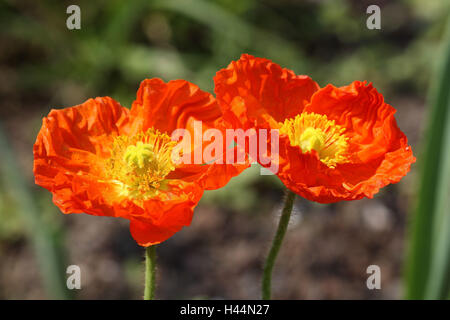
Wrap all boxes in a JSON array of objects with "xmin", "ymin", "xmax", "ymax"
[
  {"xmin": 34, "ymin": 78, "xmax": 247, "ymax": 246},
  {"xmin": 215, "ymin": 54, "xmax": 415, "ymax": 203}
]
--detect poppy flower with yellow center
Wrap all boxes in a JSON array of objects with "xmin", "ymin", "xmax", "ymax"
[
  {"xmin": 215, "ymin": 54, "xmax": 415, "ymax": 203},
  {"xmin": 33, "ymin": 78, "xmax": 248, "ymax": 246}
]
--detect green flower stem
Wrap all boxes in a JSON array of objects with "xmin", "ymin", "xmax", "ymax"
[
  {"xmin": 144, "ymin": 245, "xmax": 157, "ymax": 300},
  {"xmin": 262, "ymin": 189, "xmax": 296, "ymax": 300}
]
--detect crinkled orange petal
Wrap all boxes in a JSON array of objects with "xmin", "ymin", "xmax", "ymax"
[
  {"xmin": 33, "ymin": 97, "xmax": 133, "ymax": 217},
  {"xmin": 304, "ymin": 81, "xmax": 403, "ymax": 163},
  {"xmin": 136, "ymin": 180, "xmax": 203, "ymax": 227},
  {"xmin": 130, "ymin": 78, "xmax": 249, "ymax": 190},
  {"xmin": 214, "ymin": 54, "xmax": 319, "ymax": 130},
  {"xmin": 129, "ymin": 181, "xmax": 203, "ymax": 246},
  {"xmin": 129, "ymin": 219, "xmax": 179, "ymax": 247}
]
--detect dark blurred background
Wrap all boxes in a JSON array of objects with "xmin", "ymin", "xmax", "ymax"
[{"xmin": 0, "ymin": 0, "xmax": 449, "ymax": 299}]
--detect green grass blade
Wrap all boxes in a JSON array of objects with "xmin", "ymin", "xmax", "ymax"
[
  {"xmin": 405, "ymin": 16, "xmax": 450, "ymax": 300},
  {"xmin": 0, "ymin": 123, "xmax": 70, "ymax": 299}
]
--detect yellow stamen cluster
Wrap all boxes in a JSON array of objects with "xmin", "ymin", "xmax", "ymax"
[
  {"xmin": 280, "ymin": 112, "xmax": 349, "ymax": 168},
  {"xmin": 106, "ymin": 128, "xmax": 177, "ymax": 199}
]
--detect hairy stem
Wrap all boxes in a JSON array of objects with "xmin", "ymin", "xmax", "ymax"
[
  {"xmin": 262, "ymin": 190, "xmax": 296, "ymax": 300},
  {"xmin": 144, "ymin": 245, "xmax": 157, "ymax": 300}
]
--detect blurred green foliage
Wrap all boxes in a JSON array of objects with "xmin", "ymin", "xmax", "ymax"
[
  {"xmin": 0, "ymin": 124, "xmax": 69, "ymax": 299},
  {"xmin": 1, "ymin": 0, "xmax": 448, "ymax": 113}
]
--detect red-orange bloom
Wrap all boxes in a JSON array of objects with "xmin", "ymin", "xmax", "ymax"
[
  {"xmin": 215, "ymin": 54, "xmax": 415, "ymax": 203},
  {"xmin": 34, "ymin": 78, "xmax": 247, "ymax": 246}
]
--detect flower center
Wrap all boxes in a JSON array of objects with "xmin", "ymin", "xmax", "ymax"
[
  {"xmin": 123, "ymin": 141, "xmax": 157, "ymax": 169},
  {"xmin": 106, "ymin": 128, "xmax": 177, "ymax": 199},
  {"xmin": 279, "ymin": 112, "xmax": 349, "ymax": 168}
]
